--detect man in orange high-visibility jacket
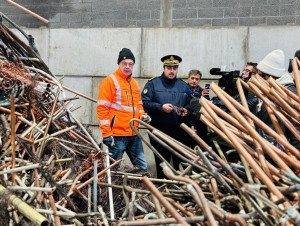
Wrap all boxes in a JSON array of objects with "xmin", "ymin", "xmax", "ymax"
[{"xmin": 97, "ymin": 48, "xmax": 150, "ymax": 171}]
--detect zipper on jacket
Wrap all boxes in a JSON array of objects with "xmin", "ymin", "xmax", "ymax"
[
  {"xmin": 125, "ymin": 91, "xmax": 129, "ymax": 106},
  {"xmin": 127, "ymin": 78, "xmax": 135, "ymax": 136}
]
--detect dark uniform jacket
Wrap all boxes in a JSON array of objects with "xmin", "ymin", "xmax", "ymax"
[{"xmin": 141, "ymin": 73, "xmax": 191, "ymax": 131}]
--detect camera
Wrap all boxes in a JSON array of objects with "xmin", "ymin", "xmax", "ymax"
[
  {"xmin": 288, "ymin": 50, "xmax": 300, "ymax": 73},
  {"xmin": 209, "ymin": 67, "xmax": 240, "ymax": 96}
]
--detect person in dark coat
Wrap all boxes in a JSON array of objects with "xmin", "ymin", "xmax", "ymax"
[
  {"xmin": 256, "ymin": 49, "xmax": 300, "ymax": 151},
  {"xmin": 141, "ymin": 55, "xmax": 191, "ymax": 178},
  {"xmin": 184, "ymin": 70, "xmax": 210, "ymax": 146}
]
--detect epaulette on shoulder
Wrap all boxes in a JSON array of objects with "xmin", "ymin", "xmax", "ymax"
[{"xmin": 148, "ymin": 77, "xmax": 158, "ymax": 81}]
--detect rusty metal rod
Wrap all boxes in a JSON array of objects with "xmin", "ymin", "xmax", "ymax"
[
  {"xmin": 161, "ymin": 163, "xmax": 218, "ymax": 226},
  {"xmin": 148, "ymin": 130, "xmax": 212, "ymax": 176},
  {"xmin": 5, "ymin": 0, "xmax": 48, "ymax": 23},
  {"xmin": 0, "ymin": 106, "xmax": 22, "ymax": 116},
  {"xmin": 200, "ymin": 95, "xmax": 287, "ymax": 203},
  {"xmin": 38, "ymin": 90, "xmax": 60, "ymax": 158},
  {"xmin": 226, "ymin": 80, "xmax": 300, "ymax": 159},
  {"xmin": 194, "ymin": 146, "xmax": 234, "ymax": 194},
  {"xmin": 118, "ymin": 216, "xmax": 206, "ymax": 225},
  {"xmin": 236, "ymin": 79, "xmax": 271, "ymax": 179},
  {"xmin": 292, "ymin": 57, "xmax": 300, "ymax": 101},
  {"xmin": 210, "ymin": 83, "xmax": 299, "ymax": 172},
  {"xmin": 10, "ymin": 95, "xmax": 16, "ymax": 185},
  {"xmin": 268, "ymin": 76, "xmax": 300, "ymax": 111},
  {"xmin": 142, "ymin": 176, "xmax": 190, "ymax": 226}
]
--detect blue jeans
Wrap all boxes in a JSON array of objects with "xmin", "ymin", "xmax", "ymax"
[{"xmin": 108, "ymin": 136, "xmax": 147, "ymax": 170}]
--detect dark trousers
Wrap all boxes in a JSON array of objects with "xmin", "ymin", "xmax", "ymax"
[{"xmin": 149, "ymin": 127, "xmax": 187, "ymax": 179}]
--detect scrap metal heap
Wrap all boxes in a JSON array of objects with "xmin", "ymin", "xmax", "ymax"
[{"xmin": 1, "ymin": 13, "xmax": 300, "ymax": 226}]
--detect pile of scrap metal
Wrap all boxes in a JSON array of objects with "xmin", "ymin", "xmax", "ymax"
[
  {"xmin": 122, "ymin": 62, "xmax": 300, "ymax": 225},
  {"xmin": 0, "ymin": 13, "xmax": 116, "ymax": 226}
]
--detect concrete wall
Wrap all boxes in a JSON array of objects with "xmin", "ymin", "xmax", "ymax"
[
  {"xmin": 1, "ymin": 0, "xmax": 300, "ymax": 28},
  {"xmin": 14, "ymin": 26, "xmax": 299, "ymax": 81},
  {"xmin": 11, "ymin": 25, "xmax": 300, "ymax": 125}
]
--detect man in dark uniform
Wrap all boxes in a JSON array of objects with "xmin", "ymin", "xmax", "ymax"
[{"xmin": 141, "ymin": 55, "xmax": 191, "ymax": 178}]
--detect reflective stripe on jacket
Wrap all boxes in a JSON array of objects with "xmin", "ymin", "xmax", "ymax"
[{"xmin": 97, "ymin": 68, "xmax": 144, "ymax": 138}]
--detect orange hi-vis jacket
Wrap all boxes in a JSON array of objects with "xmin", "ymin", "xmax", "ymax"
[{"xmin": 97, "ymin": 68, "xmax": 145, "ymax": 138}]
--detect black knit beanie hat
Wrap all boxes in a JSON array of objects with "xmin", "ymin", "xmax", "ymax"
[{"xmin": 117, "ymin": 48, "xmax": 135, "ymax": 64}]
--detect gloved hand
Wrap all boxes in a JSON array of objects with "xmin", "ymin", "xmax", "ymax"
[
  {"xmin": 102, "ymin": 136, "xmax": 115, "ymax": 148},
  {"xmin": 140, "ymin": 114, "xmax": 151, "ymax": 123}
]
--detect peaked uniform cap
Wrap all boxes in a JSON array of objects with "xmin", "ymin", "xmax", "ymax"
[{"xmin": 161, "ymin": 55, "xmax": 182, "ymax": 66}]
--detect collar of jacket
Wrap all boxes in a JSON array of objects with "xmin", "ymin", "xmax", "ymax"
[
  {"xmin": 276, "ymin": 72, "xmax": 294, "ymax": 86},
  {"xmin": 161, "ymin": 72, "xmax": 177, "ymax": 84},
  {"xmin": 115, "ymin": 68, "xmax": 132, "ymax": 81},
  {"xmin": 190, "ymin": 85, "xmax": 202, "ymax": 93}
]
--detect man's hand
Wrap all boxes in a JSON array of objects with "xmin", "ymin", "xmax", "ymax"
[
  {"xmin": 140, "ymin": 114, "xmax": 151, "ymax": 123},
  {"xmin": 181, "ymin": 108, "xmax": 188, "ymax": 117},
  {"xmin": 162, "ymin": 104, "xmax": 173, "ymax": 113},
  {"xmin": 103, "ymin": 136, "xmax": 115, "ymax": 148},
  {"xmin": 202, "ymin": 88, "xmax": 210, "ymax": 98}
]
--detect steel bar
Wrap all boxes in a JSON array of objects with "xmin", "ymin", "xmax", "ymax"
[
  {"xmin": 236, "ymin": 81, "xmax": 300, "ymax": 158},
  {"xmin": 34, "ymin": 125, "xmax": 77, "ymax": 144},
  {"xmin": 292, "ymin": 57, "xmax": 300, "ymax": 102},
  {"xmin": 25, "ymin": 66, "xmax": 66, "ymax": 99},
  {"xmin": 200, "ymin": 95, "xmax": 287, "ymax": 203},
  {"xmin": 38, "ymin": 90, "xmax": 60, "ymax": 158},
  {"xmin": 7, "ymin": 186, "xmax": 53, "ymax": 192},
  {"xmin": 161, "ymin": 163, "xmax": 218, "ymax": 226},
  {"xmin": 10, "ymin": 95, "xmax": 16, "ymax": 185},
  {"xmin": 48, "ymin": 193, "xmax": 61, "ymax": 226},
  {"xmin": 237, "ymin": 79, "xmax": 271, "ymax": 180},
  {"xmin": 93, "ymin": 159, "xmax": 98, "ymax": 223},
  {"xmin": 0, "ymin": 163, "xmax": 40, "ymax": 175},
  {"xmin": 5, "ymin": 0, "xmax": 48, "ymax": 23},
  {"xmin": 40, "ymin": 76, "xmax": 97, "ymax": 103},
  {"xmin": 210, "ymin": 83, "xmax": 299, "ymax": 173},
  {"xmin": 249, "ymin": 78, "xmax": 300, "ymax": 142},
  {"xmin": 142, "ymin": 176, "xmax": 189, "ymax": 226},
  {"xmin": 105, "ymin": 146, "xmax": 115, "ymax": 220},
  {"xmin": 0, "ymin": 184, "xmax": 49, "ymax": 226},
  {"xmin": 0, "ymin": 106, "xmax": 22, "ymax": 116},
  {"xmin": 149, "ymin": 130, "xmax": 212, "ymax": 176},
  {"xmin": 129, "ymin": 120, "xmax": 176, "ymax": 172}
]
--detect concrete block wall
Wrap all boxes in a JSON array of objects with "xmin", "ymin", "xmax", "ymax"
[
  {"xmin": 1, "ymin": 0, "xmax": 300, "ymax": 28},
  {"xmin": 10, "ymin": 25, "xmax": 300, "ymax": 126}
]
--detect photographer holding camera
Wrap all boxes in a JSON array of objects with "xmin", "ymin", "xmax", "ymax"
[
  {"xmin": 241, "ymin": 62, "xmax": 258, "ymax": 82},
  {"xmin": 210, "ymin": 65, "xmax": 258, "ymax": 114}
]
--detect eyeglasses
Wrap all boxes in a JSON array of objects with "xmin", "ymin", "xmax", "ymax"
[
  {"xmin": 121, "ymin": 62, "xmax": 134, "ymax": 67},
  {"xmin": 243, "ymin": 69, "xmax": 252, "ymax": 73}
]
